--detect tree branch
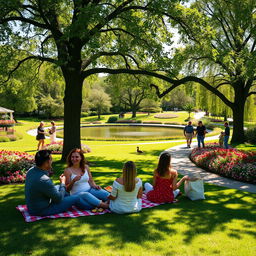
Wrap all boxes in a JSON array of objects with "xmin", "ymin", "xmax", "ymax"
[
  {"xmin": 0, "ymin": 16, "xmax": 49, "ymax": 29},
  {"xmin": 247, "ymin": 91, "xmax": 256, "ymax": 97},
  {"xmin": 82, "ymin": 51, "xmax": 141, "ymax": 70},
  {"xmin": 82, "ymin": 68, "xmax": 234, "ymax": 108},
  {"xmin": 3, "ymin": 56, "xmax": 56, "ymax": 83}
]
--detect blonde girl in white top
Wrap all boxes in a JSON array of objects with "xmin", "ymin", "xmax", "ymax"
[
  {"xmin": 64, "ymin": 148, "xmax": 109, "ymax": 209},
  {"xmin": 109, "ymin": 161, "xmax": 143, "ymax": 214}
]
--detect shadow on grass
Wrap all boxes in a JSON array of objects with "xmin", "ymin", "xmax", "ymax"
[
  {"xmin": 1, "ymin": 183, "xmax": 255, "ymax": 256},
  {"xmin": 1, "ymin": 151, "xmax": 256, "ymax": 255}
]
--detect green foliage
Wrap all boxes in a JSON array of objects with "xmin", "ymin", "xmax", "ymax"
[
  {"xmin": 162, "ymin": 88, "xmax": 194, "ymax": 111},
  {"xmin": 107, "ymin": 116, "xmax": 118, "ymax": 123},
  {"xmin": 0, "ymin": 136, "xmax": 10, "ymax": 142},
  {"xmin": 140, "ymin": 98, "xmax": 162, "ymax": 114},
  {"xmin": 106, "ymin": 74, "xmax": 157, "ymax": 117},
  {"xmin": 184, "ymin": 103, "xmax": 194, "ymax": 118},
  {"xmin": 245, "ymin": 127, "xmax": 256, "ymax": 144},
  {"xmin": 89, "ymin": 88, "xmax": 112, "ymax": 119}
]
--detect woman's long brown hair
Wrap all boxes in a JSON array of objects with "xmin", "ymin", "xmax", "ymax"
[
  {"xmin": 155, "ymin": 152, "xmax": 171, "ymax": 177},
  {"xmin": 123, "ymin": 161, "xmax": 137, "ymax": 192},
  {"xmin": 66, "ymin": 148, "xmax": 87, "ymax": 173}
]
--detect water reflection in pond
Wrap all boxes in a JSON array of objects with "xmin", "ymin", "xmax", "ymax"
[{"xmin": 80, "ymin": 126, "xmax": 183, "ymax": 138}]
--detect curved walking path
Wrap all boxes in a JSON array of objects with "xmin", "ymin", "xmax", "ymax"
[{"xmin": 165, "ymin": 142, "xmax": 256, "ymax": 193}]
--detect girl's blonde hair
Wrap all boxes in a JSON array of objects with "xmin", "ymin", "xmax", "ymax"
[{"xmin": 123, "ymin": 161, "xmax": 137, "ymax": 192}]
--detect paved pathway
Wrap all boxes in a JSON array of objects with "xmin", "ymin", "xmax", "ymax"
[{"xmin": 165, "ymin": 142, "xmax": 256, "ymax": 193}]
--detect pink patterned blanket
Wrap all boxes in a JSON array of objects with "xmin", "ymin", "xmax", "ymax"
[{"xmin": 16, "ymin": 194, "xmax": 172, "ymax": 222}]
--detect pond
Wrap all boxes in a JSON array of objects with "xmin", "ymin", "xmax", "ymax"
[{"xmin": 80, "ymin": 125, "xmax": 184, "ymax": 139}]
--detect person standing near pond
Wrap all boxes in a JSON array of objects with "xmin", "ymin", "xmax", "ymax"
[
  {"xmin": 49, "ymin": 121, "xmax": 56, "ymax": 144},
  {"xmin": 195, "ymin": 121, "xmax": 206, "ymax": 148},
  {"xmin": 36, "ymin": 121, "xmax": 46, "ymax": 151},
  {"xmin": 184, "ymin": 121, "xmax": 194, "ymax": 148},
  {"xmin": 224, "ymin": 122, "xmax": 230, "ymax": 149}
]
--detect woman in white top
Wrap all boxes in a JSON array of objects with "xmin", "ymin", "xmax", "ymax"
[
  {"xmin": 49, "ymin": 121, "xmax": 56, "ymax": 144},
  {"xmin": 64, "ymin": 148, "xmax": 109, "ymax": 209},
  {"xmin": 109, "ymin": 161, "xmax": 143, "ymax": 214}
]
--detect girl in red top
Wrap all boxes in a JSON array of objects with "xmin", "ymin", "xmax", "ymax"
[{"xmin": 145, "ymin": 152, "xmax": 189, "ymax": 203}]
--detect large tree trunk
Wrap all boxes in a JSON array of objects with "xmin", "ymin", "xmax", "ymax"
[
  {"xmin": 132, "ymin": 109, "xmax": 137, "ymax": 118},
  {"xmin": 61, "ymin": 70, "xmax": 84, "ymax": 160},
  {"xmin": 231, "ymin": 91, "xmax": 246, "ymax": 144}
]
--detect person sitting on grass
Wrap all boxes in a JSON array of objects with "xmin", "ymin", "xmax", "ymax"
[
  {"xmin": 25, "ymin": 150, "xmax": 93, "ymax": 216},
  {"xmin": 144, "ymin": 152, "xmax": 189, "ymax": 203},
  {"xmin": 109, "ymin": 161, "xmax": 143, "ymax": 214},
  {"xmin": 64, "ymin": 148, "xmax": 109, "ymax": 210}
]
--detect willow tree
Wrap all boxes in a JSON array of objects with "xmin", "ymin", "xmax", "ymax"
[
  {"xmin": 157, "ymin": 0, "xmax": 256, "ymax": 143},
  {"xmin": 0, "ymin": 0, "xmax": 173, "ymax": 158}
]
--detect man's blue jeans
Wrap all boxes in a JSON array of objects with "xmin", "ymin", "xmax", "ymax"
[
  {"xmin": 76, "ymin": 188, "xmax": 110, "ymax": 208},
  {"xmin": 224, "ymin": 135, "xmax": 229, "ymax": 149},
  {"xmin": 40, "ymin": 195, "xmax": 94, "ymax": 216},
  {"xmin": 197, "ymin": 135, "xmax": 205, "ymax": 148}
]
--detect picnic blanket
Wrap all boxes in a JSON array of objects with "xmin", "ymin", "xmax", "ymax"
[{"xmin": 16, "ymin": 194, "xmax": 172, "ymax": 222}]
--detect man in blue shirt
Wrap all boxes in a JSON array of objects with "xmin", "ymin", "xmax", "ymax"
[
  {"xmin": 184, "ymin": 121, "xmax": 194, "ymax": 148},
  {"xmin": 224, "ymin": 122, "xmax": 230, "ymax": 149},
  {"xmin": 25, "ymin": 150, "xmax": 92, "ymax": 216}
]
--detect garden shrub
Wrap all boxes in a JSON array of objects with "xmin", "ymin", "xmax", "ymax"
[
  {"xmin": 190, "ymin": 143, "xmax": 256, "ymax": 183},
  {"xmin": 81, "ymin": 112, "xmax": 89, "ymax": 117},
  {"xmin": 107, "ymin": 116, "xmax": 118, "ymax": 123},
  {"xmin": 0, "ymin": 150, "xmax": 34, "ymax": 184},
  {"xmin": 0, "ymin": 131, "xmax": 23, "ymax": 142},
  {"xmin": 116, "ymin": 120, "xmax": 140, "ymax": 123},
  {"xmin": 245, "ymin": 127, "xmax": 256, "ymax": 144},
  {"xmin": 44, "ymin": 142, "xmax": 91, "ymax": 154},
  {"xmin": 0, "ymin": 136, "xmax": 10, "ymax": 142}
]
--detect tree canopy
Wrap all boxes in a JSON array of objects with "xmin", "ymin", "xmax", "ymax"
[{"xmin": 0, "ymin": 0, "xmax": 256, "ymax": 154}]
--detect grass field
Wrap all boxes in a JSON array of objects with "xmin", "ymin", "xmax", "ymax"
[
  {"xmin": 0, "ymin": 118, "xmax": 255, "ymax": 256},
  {"xmin": 81, "ymin": 111, "xmax": 194, "ymax": 124}
]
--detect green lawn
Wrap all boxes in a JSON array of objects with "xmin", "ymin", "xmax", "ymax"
[
  {"xmin": 81, "ymin": 111, "xmax": 194, "ymax": 124},
  {"xmin": 0, "ymin": 119, "xmax": 255, "ymax": 256}
]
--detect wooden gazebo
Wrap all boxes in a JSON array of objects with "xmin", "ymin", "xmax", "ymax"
[{"xmin": 0, "ymin": 107, "xmax": 14, "ymax": 120}]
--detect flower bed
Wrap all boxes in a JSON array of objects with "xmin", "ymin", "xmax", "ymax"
[
  {"xmin": 190, "ymin": 143, "xmax": 256, "ymax": 183},
  {"xmin": 44, "ymin": 142, "xmax": 91, "ymax": 154},
  {"xmin": 0, "ymin": 130, "xmax": 23, "ymax": 142},
  {"xmin": 0, "ymin": 120, "xmax": 15, "ymax": 127},
  {"xmin": 0, "ymin": 150, "xmax": 34, "ymax": 184}
]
